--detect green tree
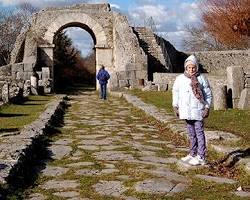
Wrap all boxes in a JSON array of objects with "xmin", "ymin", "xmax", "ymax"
[{"xmin": 53, "ymin": 30, "xmax": 79, "ymax": 91}]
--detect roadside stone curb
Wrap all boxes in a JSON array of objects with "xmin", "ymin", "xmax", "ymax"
[
  {"xmin": 110, "ymin": 92, "xmax": 249, "ymax": 173},
  {"xmin": 0, "ymin": 95, "xmax": 67, "ymax": 185},
  {"xmin": 195, "ymin": 174, "xmax": 237, "ymax": 184}
]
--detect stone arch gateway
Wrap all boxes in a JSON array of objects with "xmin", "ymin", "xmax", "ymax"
[{"xmin": 10, "ymin": 3, "xmax": 148, "ymax": 92}]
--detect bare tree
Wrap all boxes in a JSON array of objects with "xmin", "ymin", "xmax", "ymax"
[
  {"xmin": 0, "ymin": 2, "xmax": 38, "ymax": 66},
  {"xmin": 183, "ymin": 25, "xmax": 225, "ymax": 51}
]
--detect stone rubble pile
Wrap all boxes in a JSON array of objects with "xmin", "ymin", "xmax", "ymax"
[{"xmin": 0, "ymin": 79, "xmax": 31, "ymax": 105}]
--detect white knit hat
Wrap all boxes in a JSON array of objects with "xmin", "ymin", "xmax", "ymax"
[{"xmin": 184, "ymin": 55, "xmax": 198, "ymax": 70}]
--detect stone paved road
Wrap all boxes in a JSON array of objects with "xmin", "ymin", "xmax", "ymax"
[{"xmin": 25, "ymin": 91, "xmax": 239, "ymax": 200}]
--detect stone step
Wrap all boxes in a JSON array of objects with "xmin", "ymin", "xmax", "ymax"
[{"xmin": 133, "ymin": 27, "xmax": 167, "ymax": 67}]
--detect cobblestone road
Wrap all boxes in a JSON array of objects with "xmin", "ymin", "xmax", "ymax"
[{"xmin": 25, "ymin": 91, "xmax": 241, "ymax": 200}]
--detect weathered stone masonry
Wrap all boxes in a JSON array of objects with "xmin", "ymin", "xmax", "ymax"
[
  {"xmin": 0, "ymin": 96, "xmax": 66, "ymax": 187},
  {"xmin": 9, "ymin": 3, "xmax": 148, "ymax": 92},
  {"xmin": 0, "ymin": 3, "xmax": 249, "ymax": 109}
]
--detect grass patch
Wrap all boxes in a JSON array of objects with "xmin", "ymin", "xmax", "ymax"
[
  {"xmin": 204, "ymin": 109, "xmax": 250, "ymax": 140},
  {"xmin": 0, "ymin": 95, "xmax": 54, "ymax": 134},
  {"xmin": 129, "ymin": 89, "xmax": 250, "ymax": 140},
  {"xmin": 172, "ymin": 178, "xmax": 241, "ymax": 200},
  {"xmin": 130, "ymin": 89, "xmax": 173, "ymax": 113}
]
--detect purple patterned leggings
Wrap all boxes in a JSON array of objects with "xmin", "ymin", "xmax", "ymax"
[{"xmin": 186, "ymin": 120, "xmax": 206, "ymax": 159}]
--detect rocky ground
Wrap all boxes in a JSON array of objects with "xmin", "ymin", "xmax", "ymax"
[{"xmin": 24, "ymin": 91, "xmax": 249, "ymax": 200}]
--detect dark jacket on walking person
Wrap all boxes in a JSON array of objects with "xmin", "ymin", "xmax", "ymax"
[
  {"xmin": 96, "ymin": 65, "xmax": 110, "ymax": 100},
  {"xmin": 97, "ymin": 66, "xmax": 110, "ymax": 84}
]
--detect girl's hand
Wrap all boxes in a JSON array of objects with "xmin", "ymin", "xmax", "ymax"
[
  {"xmin": 202, "ymin": 108, "xmax": 210, "ymax": 118},
  {"xmin": 173, "ymin": 107, "xmax": 179, "ymax": 117}
]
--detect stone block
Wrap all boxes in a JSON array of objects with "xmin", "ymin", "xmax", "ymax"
[
  {"xmin": 125, "ymin": 71, "xmax": 136, "ymax": 79},
  {"xmin": 38, "ymin": 80, "xmax": 43, "ymax": 86},
  {"xmin": 96, "ymin": 48, "xmax": 113, "ymax": 67},
  {"xmin": 108, "ymin": 76, "xmax": 119, "ymax": 90},
  {"xmin": 195, "ymin": 174, "xmax": 237, "ymax": 184},
  {"xmin": 0, "ymin": 81, "xmax": 4, "ymax": 99},
  {"xmin": 42, "ymin": 67, "xmax": 51, "ymax": 80},
  {"xmin": 23, "ymin": 80, "xmax": 31, "ymax": 97},
  {"xmin": 43, "ymin": 79, "xmax": 52, "ymax": 94},
  {"xmin": 2, "ymin": 83, "xmax": 9, "ymax": 103},
  {"xmin": 142, "ymin": 84, "xmax": 158, "ymax": 91},
  {"xmin": 129, "ymin": 79, "xmax": 138, "ymax": 89},
  {"xmin": 9, "ymin": 82, "xmax": 20, "ymax": 99},
  {"xmin": 31, "ymin": 76, "xmax": 38, "ymax": 88},
  {"xmin": 213, "ymin": 84, "xmax": 227, "ymax": 110},
  {"xmin": 227, "ymin": 66, "xmax": 244, "ymax": 108},
  {"xmin": 119, "ymin": 80, "xmax": 129, "ymax": 87},
  {"xmin": 16, "ymin": 72, "xmax": 24, "ymax": 80},
  {"xmin": 0, "ymin": 65, "xmax": 11, "ymax": 76},
  {"xmin": 157, "ymin": 83, "xmax": 168, "ymax": 91},
  {"xmin": 136, "ymin": 70, "xmax": 147, "ymax": 80},
  {"xmin": 22, "ymin": 72, "xmax": 33, "ymax": 80},
  {"xmin": 125, "ymin": 63, "xmax": 136, "ymax": 71},
  {"xmin": 11, "ymin": 63, "xmax": 24, "ymax": 72},
  {"xmin": 23, "ymin": 63, "xmax": 34, "ymax": 72},
  {"xmin": 114, "ymin": 71, "xmax": 124, "ymax": 80},
  {"xmin": 238, "ymin": 88, "xmax": 250, "ymax": 109}
]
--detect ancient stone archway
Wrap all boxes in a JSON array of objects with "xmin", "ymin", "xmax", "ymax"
[
  {"xmin": 25, "ymin": 5, "xmax": 115, "ymax": 92},
  {"xmin": 42, "ymin": 12, "xmax": 110, "ymax": 90},
  {"xmin": 44, "ymin": 13, "xmax": 108, "ymax": 47},
  {"xmin": 11, "ymin": 3, "xmax": 170, "ymax": 93}
]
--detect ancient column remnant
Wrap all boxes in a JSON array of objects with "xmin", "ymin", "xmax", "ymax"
[
  {"xmin": 2, "ymin": 82, "xmax": 9, "ymax": 103},
  {"xmin": 227, "ymin": 66, "xmax": 244, "ymax": 108},
  {"xmin": 23, "ymin": 80, "xmax": 31, "ymax": 97},
  {"xmin": 213, "ymin": 84, "xmax": 227, "ymax": 110},
  {"xmin": 238, "ymin": 73, "xmax": 250, "ymax": 109},
  {"xmin": 30, "ymin": 71, "xmax": 39, "ymax": 95}
]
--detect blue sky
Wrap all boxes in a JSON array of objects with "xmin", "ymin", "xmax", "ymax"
[{"xmin": 0, "ymin": 0, "xmax": 200, "ymax": 55}]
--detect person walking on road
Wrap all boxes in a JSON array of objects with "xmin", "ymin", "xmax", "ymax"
[
  {"xmin": 172, "ymin": 55, "xmax": 212, "ymax": 166},
  {"xmin": 96, "ymin": 65, "xmax": 110, "ymax": 100}
]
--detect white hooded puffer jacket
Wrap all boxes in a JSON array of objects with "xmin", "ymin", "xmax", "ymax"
[{"xmin": 172, "ymin": 55, "xmax": 213, "ymax": 121}]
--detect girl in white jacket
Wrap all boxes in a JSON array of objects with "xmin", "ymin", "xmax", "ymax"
[{"xmin": 172, "ymin": 55, "xmax": 212, "ymax": 165}]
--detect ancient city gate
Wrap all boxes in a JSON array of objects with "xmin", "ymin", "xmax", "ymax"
[{"xmin": 10, "ymin": 3, "xmax": 148, "ymax": 92}]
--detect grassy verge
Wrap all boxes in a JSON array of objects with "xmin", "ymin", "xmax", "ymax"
[
  {"xmin": 129, "ymin": 89, "xmax": 250, "ymax": 140},
  {"xmin": 0, "ymin": 95, "xmax": 54, "ymax": 134}
]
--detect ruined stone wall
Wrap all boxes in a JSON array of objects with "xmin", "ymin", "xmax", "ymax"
[
  {"xmin": 0, "ymin": 65, "xmax": 11, "ymax": 77},
  {"xmin": 10, "ymin": 31, "xmax": 27, "ymax": 64},
  {"xmin": 112, "ymin": 12, "xmax": 147, "ymax": 88},
  {"xmin": 0, "ymin": 63, "xmax": 32, "ymax": 104},
  {"xmin": 227, "ymin": 66, "xmax": 250, "ymax": 109},
  {"xmin": 8, "ymin": 3, "xmax": 149, "ymax": 91},
  {"xmin": 155, "ymin": 35, "xmax": 188, "ymax": 73},
  {"xmin": 193, "ymin": 50, "xmax": 250, "ymax": 75},
  {"xmin": 0, "ymin": 97, "xmax": 65, "ymax": 186},
  {"xmin": 153, "ymin": 73, "xmax": 227, "ymax": 91}
]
